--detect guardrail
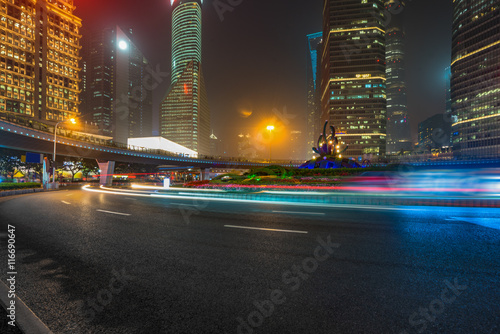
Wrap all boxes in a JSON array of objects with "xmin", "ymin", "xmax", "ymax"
[{"xmin": 0, "ymin": 112, "xmax": 304, "ymax": 166}]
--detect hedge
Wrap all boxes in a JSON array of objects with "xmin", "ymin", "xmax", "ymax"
[{"xmin": 0, "ymin": 182, "xmax": 42, "ymax": 191}]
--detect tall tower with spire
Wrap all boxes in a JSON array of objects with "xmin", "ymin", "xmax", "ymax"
[{"xmin": 160, "ymin": 0, "xmax": 210, "ymax": 155}]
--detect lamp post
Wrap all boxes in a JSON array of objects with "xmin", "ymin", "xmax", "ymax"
[
  {"xmin": 52, "ymin": 118, "xmax": 76, "ymax": 184},
  {"xmin": 267, "ymin": 125, "xmax": 275, "ymax": 163}
]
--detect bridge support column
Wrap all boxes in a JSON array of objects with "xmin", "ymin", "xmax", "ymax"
[
  {"xmin": 97, "ymin": 161, "xmax": 115, "ymax": 186},
  {"xmin": 200, "ymin": 168, "xmax": 211, "ymax": 181}
]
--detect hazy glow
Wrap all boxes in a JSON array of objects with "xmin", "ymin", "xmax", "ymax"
[{"xmin": 118, "ymin": 40, "xmax": 128, "ymax": 50}]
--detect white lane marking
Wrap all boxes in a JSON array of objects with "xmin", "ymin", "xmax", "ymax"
[
  {"xmin": 272, "ymin": 210, "xmax": 325, "ymax": 216},
  {"xmin": 61, "ymin": 201, "xmax": 71, "ymax": 205},
  {"xmin": 96, "ymin": 209, "xmax": 131, "ymax": 216},
  {"xmin": 224, "ymin": 225, "xmax": 308, "ymax": 234}
]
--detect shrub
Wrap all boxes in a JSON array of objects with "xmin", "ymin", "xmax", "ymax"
[{"xmin": 0, "ymin": 182, "xmax": 41, "ymax": 191}]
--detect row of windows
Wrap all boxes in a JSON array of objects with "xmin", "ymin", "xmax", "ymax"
[{"xmin": 0, "ymin": 73, "xmax": 33, "ymax": 90}]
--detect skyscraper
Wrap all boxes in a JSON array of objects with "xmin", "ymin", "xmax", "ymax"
[
  {"xmin": 321, "ymin": 0, "xmax": 387, "ymax": 161},
  {"xmin": 306, "ymin": 32, "xmax": 322, "ymax": 155},
  {"xmin": 385, "ymin": 27, "xmax": 411, "ymax": 154},
  {"xmin": 418, "ymin": 114, "xmax": 452, "ymax": 151},
  {"xmin": 80, "ymin": 26, "xmax": 152, "ymax": 144},
  {"xmin": 160, "ymin": 0, "xmax": 210, "ymax": 155},
  {"xmin": 0, "ymin": 0, "xmax": 81, "ymax": 122},
  {"xmin": 444, "ymin": 66, "xmax": 452, "ymax": 115},
  {"xmin": 451, "ymin": 0, "xmax": 500, "ymax": 158}
]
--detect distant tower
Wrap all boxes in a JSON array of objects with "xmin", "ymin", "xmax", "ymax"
[
  {"xmin": 385, "ymin": 27, "xmax": 412, "ymax": 154},
  {"xmin": 307, "ymin": 32, "xmax": 323, "ymax": 156},
  {"xmin": 160, "ymin": 0, "xmax": 210, "ymax": 155},
  {"xmin": 321, "ymin": 0, "xmax": 387, "ymax": 161},
  {"xmin": 451, "ymin": 0, "xmax": 500, "ymax": 158}
]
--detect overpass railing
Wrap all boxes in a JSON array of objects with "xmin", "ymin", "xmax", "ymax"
[{"xmin": 0, "ymin": 112, "xmax": 305, "ymax": 166}]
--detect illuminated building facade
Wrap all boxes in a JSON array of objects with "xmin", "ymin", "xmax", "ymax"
[
  {"xmin": 307, "ymin": 32, "xmax": 322, "ymax": 155},
  {"xmin": 321, "ymin": 0, "xmax": 387, "ymax": 161},
  {"xmin": 451, "ymin": 0, "xmax": 500, "ymax": 158},
  {"xmin": 80, "ymin": 26, "xmax": 152, "ymax": 144},
  {"xmin": 0, "ymin": 0, "xmax": 81, "ymax": 122},
  {"xmin": 385, "ymin": 27, "xmax": 411, "ymax": 154},
  {"xmin": 290, "ymin": 130, "xmax": 306, "ymax": 161},
  {"xmin": 160, "ymin": 0, "xmax": 210, "ymax": 155},
  {"xmin": 418, "ymin": 113, "xmax": 452, "ymax": 150}
]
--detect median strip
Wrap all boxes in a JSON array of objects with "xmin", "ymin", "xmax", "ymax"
[
  {"xmin": 96, "ymin": 209, "xmax": 131, "ymax": 216},
  {"xmin": 224, "ymin": 225, "xmax": 308, "ymax": 234}
]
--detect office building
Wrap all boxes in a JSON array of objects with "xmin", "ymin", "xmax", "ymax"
[
  {"xmin": 385, "ymin": 26, "xmax": 411, "ymax": 154},
  {"xmin": 321, "ymin": 0, "xmax": 387, "ymax": 161},
  {"xmin": 307, "ymin": 32, "xmax": 322, "ymax": 154},
  {"xmin": 451, "ymin": 0, "xmax": 500, "ymax": 158},
  {"xmin": 418, "ymin": 113, "xmax": 452, "ymax": 150},
  {"xmin": 80, "ymin": 26, "xmax": 152, "ymax": 144},
  {"xmin": 160, "ymin": 0, "xmax": 210, "ymax": 155},
  {"xmin": 0, "ymin": 0, "xmax": 81, "ymax": 122}
]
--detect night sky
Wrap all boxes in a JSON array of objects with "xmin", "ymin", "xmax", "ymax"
[{"xmin": 75, "ymin": 0, "xmax": 452, "ymax": 157}]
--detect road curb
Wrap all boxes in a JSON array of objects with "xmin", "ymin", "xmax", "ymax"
[
  {"xmin": 0, "ymin": 280, "xmax": 53, "ymax": 334},
  {"xmin": 0, "ymin": 188, "xmax": 44, "ymax": 197}
]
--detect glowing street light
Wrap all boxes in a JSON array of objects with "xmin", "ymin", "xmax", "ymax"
[
  {"xmin": 267, "ymin": 125, "xmax": 275, "ymax": 162},
  {"xmin": 52, "ymin": 118, "xmax": 77, "ymax": 184}
]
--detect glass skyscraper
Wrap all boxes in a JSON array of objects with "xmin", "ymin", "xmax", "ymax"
[
  {"xmin": 80, "ymin": 26, "xmax": 152, "ymax": 144},
  {"xmin": 307, "ymin": 32, "xmax": 323, "ymax": 156},
  {"xmin": 385, "ymin": 26, "xmax": 411, "ymax": 154},
  {"xmin": 451, "ymin": 0, "xmax": 500, "ymax": 158},
  {"xmin": 160, "ymin": 0, "xmax": 210, "ymax": 155},
  {"xmin": 321, "ymin": 0, "xmax": 387, "ymax": 161}
]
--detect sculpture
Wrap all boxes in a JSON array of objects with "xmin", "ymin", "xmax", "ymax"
[{"xmin": 299, "ymin": 121, "xmax": 361, "ymax": 169}]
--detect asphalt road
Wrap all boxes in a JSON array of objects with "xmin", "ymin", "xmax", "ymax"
[{"xmin": 0, "ymin": 189, "xmax": 499, "ymax": 334}]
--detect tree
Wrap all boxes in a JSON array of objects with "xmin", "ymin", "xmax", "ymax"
[
  {"xmin": 81, "ymin": 159, "xmax": 99, "ymax": 181},
  {"xmin": 0, "ymin": 149, "xmax": 22, "ymax": 179},
  {"xmin": 62, "ymin": 157, "xmax": 85, "ymax": 182}
]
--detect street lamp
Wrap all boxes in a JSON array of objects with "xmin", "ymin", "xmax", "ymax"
[
  {"xmin": 267, "ymin": 125, "xmax": 275, "ymax": 162},
  {"xmin": 52, "ymin": 118, "xmax": 77, "ymax": 184}
]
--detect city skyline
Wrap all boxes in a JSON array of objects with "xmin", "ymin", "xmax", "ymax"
[
  {"xmin": 0, "ymin": 2, "xmax": 499, "ymax": 333},
  {"xmin": 73, "ymin": 0, "xmax": 452, "ymax": 159}
]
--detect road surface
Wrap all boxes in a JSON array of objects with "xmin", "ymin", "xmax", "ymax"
[{"xmin": 0, "ymin": 188, "xmax": 499, "ymax": 333}]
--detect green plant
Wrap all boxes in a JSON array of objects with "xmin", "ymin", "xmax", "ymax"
[{"xmin": 0, "ymin": 182, "xmax": 41, "ymax": 191}]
